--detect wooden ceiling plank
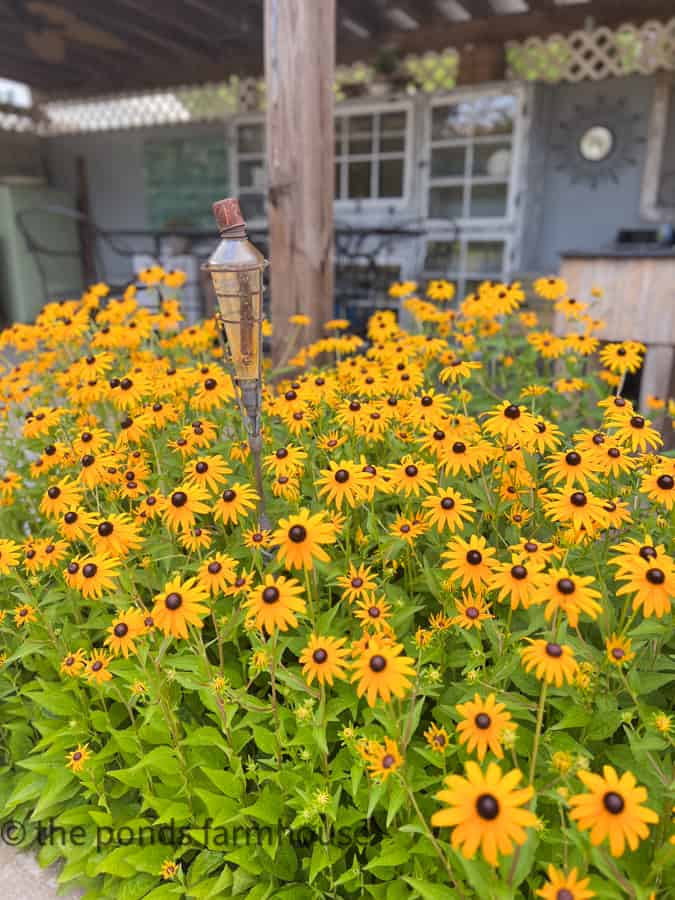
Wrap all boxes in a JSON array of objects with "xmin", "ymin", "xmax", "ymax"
[{"xmin": 338, "ymin": 0, "xmax": 675, "ymax": 61}]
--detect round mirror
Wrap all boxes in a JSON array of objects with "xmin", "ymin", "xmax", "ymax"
[{"xmin": 579, "ymin": 125, "xmax": 614, "ymax": 162}]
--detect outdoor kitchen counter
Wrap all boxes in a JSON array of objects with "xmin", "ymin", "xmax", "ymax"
[{"xmin": 557, "ymin": 250, "xmax": 675, "ymax": 442}]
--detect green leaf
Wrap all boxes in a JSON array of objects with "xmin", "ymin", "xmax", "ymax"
[{"xmin": 402, "ymin": 877, "xmax": 457, "ymax": 899}]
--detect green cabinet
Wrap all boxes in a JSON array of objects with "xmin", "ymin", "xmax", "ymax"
[{"xmin": 0, "ymin": 184, "xmax": 83, "ymax": 325}]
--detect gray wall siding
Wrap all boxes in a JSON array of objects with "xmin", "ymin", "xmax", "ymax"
[
  {"xmin": 521, "ymin": 75, "xmax": 655, "ymax": 273},
  {"xmin": 45, "ymin": 123, "xmax": 227, "ymax": 284}
]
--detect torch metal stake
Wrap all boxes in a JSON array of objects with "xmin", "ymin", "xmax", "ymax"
[{"xmin": 240, "ymin": 380, "xmax": 270, "ymax": 531}]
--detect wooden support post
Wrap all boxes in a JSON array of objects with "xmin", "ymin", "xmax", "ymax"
[
  {"xmin": 264, "ymin": 0, "xmax": 335, "ymax": 363},
  {"xmin": 75, "ymin": 156, "xmax": 96, "ymax": 287}
]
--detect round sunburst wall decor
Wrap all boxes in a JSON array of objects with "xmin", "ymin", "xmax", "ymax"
[{"xmin": 550, "ymin": 96, "xmax": 645, "ymax": 188}]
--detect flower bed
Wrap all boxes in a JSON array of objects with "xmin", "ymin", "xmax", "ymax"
[{"xmin": 0, "ymin": 272, "xmax": 673, "ymax": 899}]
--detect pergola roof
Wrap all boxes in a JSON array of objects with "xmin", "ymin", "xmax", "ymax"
[{"xmin": 1, "ymin": 0, "xmax": 673, "ymax": 98}]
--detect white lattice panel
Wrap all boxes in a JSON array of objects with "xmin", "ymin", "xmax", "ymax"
[{"xmin": 507, "ymin": 17, "xmax": 675, "ymax": 83}]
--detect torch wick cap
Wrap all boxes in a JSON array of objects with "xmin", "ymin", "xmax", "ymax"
[{"xmin": 212, "ymin": 198, "xmax": 247, "ymax": 235}]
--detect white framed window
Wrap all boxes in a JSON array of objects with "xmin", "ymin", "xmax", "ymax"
[
  {"xmin": 232, "ymin": 116, "xmax": 267, "ymax": 225},
  {"xmin": 423, "ymin": 233, "xmax": 512, "ymax": 298},
  {"xmin": 641, "ymin": 73, "xmax": 675, "ymax": 222},
  {"xmin": 334, "ymin": 102, "xmax": 412, "ymax": 207},
  {"xmin": 424, "ymin": 86, "xmax": 526, "ymax": 227}
]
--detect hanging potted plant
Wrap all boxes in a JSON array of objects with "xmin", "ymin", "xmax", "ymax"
[{"xmin": 369, "ymin": 47, "xmax": 408, "ymax": 96}]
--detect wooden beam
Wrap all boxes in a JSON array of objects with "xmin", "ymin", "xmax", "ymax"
[
  {"xmin": 463, "ymin": 0, "xmax": 497, "ymax": 19},
  {"xmin": 338, "ymin": 0, "xmax": 675, "ymax": 61},
  {"xmin": 265, "ymin": 0, "xmax": 335, "ymax": 360}
]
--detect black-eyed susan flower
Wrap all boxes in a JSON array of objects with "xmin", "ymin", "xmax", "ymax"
[
  {"xmin": 354, "ymin": 595, "xmax": 392, "ymax": 631},
  {"xmin": 421, "ymin": 488, "xmax": 475, "ymax": 533},
  {"xmin": 299, "ymin": 634, "xmax": 349, "ymax": 686},
  {"xmin": 272, "ymin": 508, "xmax": 336, "ymax": 571},
  {"xmin": 451, "ymin": 595, "xmax": 493, "ymax": 630},
  {"xmin": 316, "ymin": 460, "xmax": 368, "ymax": 508},
  {"xmin": 58, "ymin": 507, "xmax": 97, "ymax": 543},
  {"xmin": 243, "ymin": 527, "xmax": 272, "ymax": 551},
  {"xmin": 424, "ymin": 723, "xmax": 449, "ymax": 754},
  {"xmin": 0, "ymin": 538, "xmax": 20, "ymax": 574},
  {"xmin": 640, "ymin": 468, "xmax": 675, "ymax": 510},
  {"xmin": 244, "ymin": 574, "xmax": 305, "ymax": 633},
  {"xmin": 483, "ymin": 401, "xmax": 539, "ymax": 446},
  {"xmin": 599, "ymin": 341, "xmax": 643, "ymax": 374},
  {"xmin": 198, "ymin": 553, "xmax": 237, "ymax": 595},
  {"xmin": 77, "ymin": 554, "xmax": 121, "ymax": 600},
  {"xmin": 609, "ymin": 412, "xmax": 662, "ymax": 453},
  {"xmin": 521, "ymin": 639, "xmax": 578, "ymax": 687},
  {"xmin": 163, "ymin": 483, "xmax": 211, "ymax": 533},
  {"xmin": 183, "ymin": 454, "xmax": 231, "ymax": 493},
  {"xmin": 14, "ymin": 604, "xmax": 37, "ymax": 627},
  {"xmin": 442, "ymin": 535, "xmax": 496, "ymax": 591},
  {"xmin": 544, "ymin": 448, "xmax": 599, "ymax": 490},
  {"xmin": 456, "ymin": 694, "xmax": 515, "ymax": 761},
  {"xmin": 536, "ymin": 865, "xmax": 595, "ymax": 900},
  {"xmin": 568, "ymin": 765, "xmax": 658, "ymax": 857},
  {"xmin": 40, "ymin": 477, "xmax": 83, "ymax": 519},
  {"xmin": 534, "ymin": 275, "xmax": 567, "ymax": 300},
  {"xmin": 351, "ymin": 635, "xmax": 415, "ymax": 707},
  {"xmin": 60, "ymin": 649, "xmax": 87, "ymax": 677},
  {"xmin": 605, "ymin": 634, "xmax": 635, "ymax": 667},
  {"xmin": 160, "ymin": 859, "xmax": 179, "ymax": 881},
  {"xmin": 91, "ymin": 513, "xmax": 143, "ymax": 557},
  {"xmin": 533, "ymin": 567, "xmax": 602, "ymax": 628},
  {"xmin": 151, "ymin": 575, "xmax": 210, "ymax": 639},
  {"xmin": 263, "ymin": 444, "xmax": 307, "ymax": 478},
  {"xmin": 336, "ymin": 562, "xmax": 377, "ymax": 604},
  {"xmin": 615, "ymin": 555, "xmax": 674, "ymax": 618},
  {"xmin": 66, "ymin": 743, "xmax": 91, "ymax": 773},
  {"xmin": 431, "ymin": 761, "xmax": 537, "ymax": 866},
  {"xmin": 490, "ymin": 556, "xmax": 542, "ymax": 610},
  {"xmin": 543, "ymin": 489, "xmax": 609, "ymax": 533},
  {"xmin": 84, "ymin": 649, "xmax": 113, "ymax": 685},
  {"xmin": 213, "ymin": 483, "xmax": 259, "ymax": 526},
  {"xmin": 104, "ymin": 608, "xmax": 145, "ymax": 657},
  {"xmin": 179, "ymin": 526, "xmax": 213, "ymax": 553},
  {"xmin": 361, "ymin": 737, "xmax": 403, "ymax": 781},
  {"xmin": 387, "ymin": 456, "xmax": 436, "ymax": 498}
]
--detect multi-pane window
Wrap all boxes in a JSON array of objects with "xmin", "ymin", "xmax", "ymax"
[
  {"xmin": 235, "ymin": 121, "xmax": 266, "ymax": 222},
  {"xmin": 334, "ymin": 108, "xmax": 408, "ymax": 202},
  {"xmin": 424, "ymin": 237, "xmax": 508, "ymax": 298},
  {"xmin": 427, "ymin": 93, "xmax": 519, "ymax": 223}
]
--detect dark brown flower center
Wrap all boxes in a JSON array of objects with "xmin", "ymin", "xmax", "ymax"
[
  {"xmin": 289, "ymin": 524, "xmax": 307, "ymax": 543},
  {"xmin": 475, "ymin": 713, "xmax": 491, "ymax": 730},
  {"xmin": 312, "ymin": 648, "xmax": 328, "ymax": 664},
  {"xmin": 441, "ymin": 497, "xmax": 455, "ymax": 510},
  {"xmin": 262, "ymin": 586, "xmax": 280, "ymax": 604},
  {"xmin": 511, "ymin": 565, "xmax": 527, "ymax": 580},
  {"xmin": 381, "ymin": 753, "xmax": 395, "ymax": 769},
  {"xmin": 603, "ymin": 791, "xmax": 625, "ymax": 814},
  {"xmin": 165, "ymin": 592, "xmax": 182, "ymax": 610},
  {"xmin": 466, "ymin": 550, "xmax": 482, "ymax": 565},
  {"xmin": 82, "ymin": 563, "xmax": 97, "ymax": 578},
  {"xmin": 222, "ymin": 489, "xmax": 236, "ymax": 502},
  {"xmin": 556, "ymin": 578, "xmax": 575, "ymax": 595},
  {"xmin": 114, "ymin": 623, "xmax": 129, "ymax": 638},
  {"xmin": 334, "ymin": 469, "xmax": 350, "ymax": 484},
  {"xmin": 171, "ymin": 491, "xmax": 187, "ymax": 507},
  {"xmin": 657, "ymin": 474, "xmax": 674, "ymax": 490},
  {"xmin": 405, "ymin": 464, "xmax": 418, "ymax": 477},
  {"xmin": 503, "ymin": 404, "xmax": 520, "ymax": 419},
  {"xmin": 545, "ymin": 642, "xmax": 563, "ymax": 658},
  {"xmin": 570, "ymin": 491, "xmax": 587, "ymax": 507},
  {"xmin": 646, "ymin": 568, "xmax": 665, "ymax": 585},
  {"xmin": 565, "ymin": 451, "xmax": 581, "ymax": 466},
  {"xmin": 476, "ymin": 793, "xmax": 499, "ymax": 820},
  {"xmin": 465, "ymin": 606, "xmax": 479, "ymax": 620},
  {"xmin": 98, "ymin": 521, "xmax": 114, "ymax": 537},
  {"xmin": 369, "ymin": 654, "xmax": 386, "ymax": 673}
]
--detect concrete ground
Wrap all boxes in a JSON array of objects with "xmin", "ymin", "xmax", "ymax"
[{"xmin": 0, "ymin": 845, "xmax": 82, "ymax": 899}]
